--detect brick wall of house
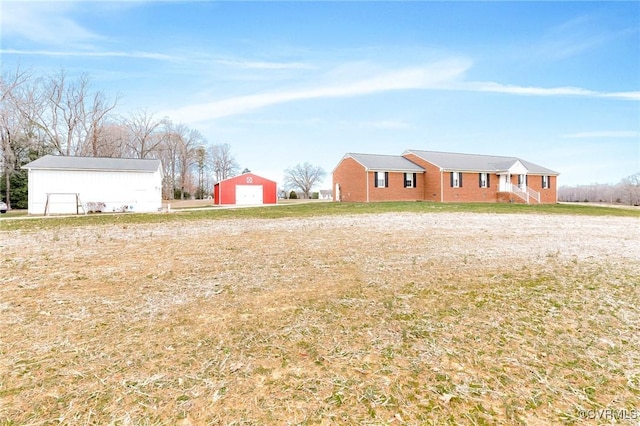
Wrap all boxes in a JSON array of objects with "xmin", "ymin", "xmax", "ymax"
[
  {"xmin": 526, "ymin": 174, "xmax": 558, "ymax": 204},
  {"xmin": 402, "ymin": 154, "xmax": 441, "ymax": 201},
  {"xmin": 332, "ymin": 157, "xmax": 367, "ymax": 202},
  {"xmin": 548, "ymin": 175, "xmax": 558, "ymax": 203},
  {"xmin": 497, "ymin": 192, "xmax": 527, "ymax": 203},
  {"xmin": 368, "ymin": 171, "xmax": 424, "ymax": 202},
  {"xmin": 441, "ymin": 171, "xmax": 500, "ymax": 203},
  {"xmin": 332, "ymin": 157, "xmax": 426, "ymax": 202},
  {"xmin": 403, "ymin": 153, "xmax": 501, "ymax": 203}
]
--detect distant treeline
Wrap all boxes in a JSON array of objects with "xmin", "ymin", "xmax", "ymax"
[{"xmin": 558, "ymin": 173, "xmax": 640, "ymax": 205}]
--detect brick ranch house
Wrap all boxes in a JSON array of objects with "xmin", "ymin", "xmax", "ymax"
[{"xmin": 332, "ymin": 150, "xmax": 559, "ymax": 204}]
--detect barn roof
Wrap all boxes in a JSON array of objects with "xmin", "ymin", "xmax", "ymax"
[
  {"xmin": 404, "ymin": 150, "xmax": 559, "ymax": 175},
  {"xmin": 345, "ymin": 153, "xmax": 425, "ymax": 172},
  {"xmin": 23, "ymin": 155, "xmax": 162, "ymax": 173},
  {"xmin": 213, "ymin": 172, "xmax": 278, "ymax": 186}
]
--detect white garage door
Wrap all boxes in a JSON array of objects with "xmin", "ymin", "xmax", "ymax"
[{"xmin": 236, "ymin": 185, "xmax": 263, "ymax": 205}]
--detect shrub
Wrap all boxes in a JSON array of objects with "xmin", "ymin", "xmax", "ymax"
[{"xmin": 174, "ymin": 188, "xmax": 191, "ymax": 200}]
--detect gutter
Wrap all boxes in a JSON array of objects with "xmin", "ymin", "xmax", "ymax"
[{"xmin": 22, "ymin": 167, "xmax": 157, "ymax": 173}]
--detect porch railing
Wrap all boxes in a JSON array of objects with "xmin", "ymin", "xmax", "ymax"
[{"xmin": 504, "ymin": 183, "xmax": 540, "ymax": 204}]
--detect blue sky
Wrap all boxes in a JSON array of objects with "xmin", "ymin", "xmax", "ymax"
[{"xmin": 1, "ymin": 1, "xmax": 639, "ymax": 188}]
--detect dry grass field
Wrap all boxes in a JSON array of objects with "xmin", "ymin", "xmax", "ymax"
[{"xmin": 1, "ymin": 210, "xmax": 639, "ymax": 425}]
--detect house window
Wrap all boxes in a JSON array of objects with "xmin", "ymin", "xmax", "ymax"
[
  {"xmin": 404, "ymin": 173, "xmax": 416, "ymax": 188},
  {"xmin": 542, "ymin": 175, "xmax": 551, "ymax": 189},
  {"xmin": 518, "ymin": 174, "xmax": 527, "ymax": 187},
  {"xmin": 374, "ymin": 171, "xmax": 388, "ymax": 188},
  {"xmin": 450, "ymin": 172, "xmax": 462, "ymax": 188},
  {"xmin": 479, "ymin": 173, "xmax": 490, "ymax": 188}
]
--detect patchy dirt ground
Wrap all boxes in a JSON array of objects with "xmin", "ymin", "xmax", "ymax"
[{"xmin": 1, "ymin": 212, "xmax": 639, "ymax": 425}]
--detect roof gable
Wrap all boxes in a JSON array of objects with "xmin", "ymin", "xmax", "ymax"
[
  {"xmin": 214, "ymin": 172, "xmax": 277, "ymax": 186},
  {"xmin": 507, "ymin": 160, "xmax": 528, "ymax": 175},
  {"xmin": 345, "ymin": 153, "xmax": 424, "ymax": 172},
  {"xmin": 23, "ymin": 155, "xmax": 162, "ymax": 173},
  {"xmin": 404, "ymin": 150, "xmax": 558, "ymax": 175}
]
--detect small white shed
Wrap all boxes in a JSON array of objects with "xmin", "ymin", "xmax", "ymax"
[{"xmin": 23, "ymin": 155, "xmax": 163, "ymax": 215}]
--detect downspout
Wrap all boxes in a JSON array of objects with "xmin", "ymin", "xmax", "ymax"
[
  {"xmin": 422, "ymin": 171, "xmax": 427, "ymax": 200},
  {"xmin": 440, "ymin": 169, "xmax": 444, "ymax": 202},
  {"xmin": 366, "ymin": 168, "xmax": 370, "ymax": 202}
]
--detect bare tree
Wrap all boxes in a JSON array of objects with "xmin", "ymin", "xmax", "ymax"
[
  {"xmin": 123, "ymin": 109, "xmax": 162, "ymax": 159},
  {"xmin": 157, "ymin": 119, "xmax": 180, "ymax": 199},
  {"xmin": 8, "ymin": 74, "xmax": 49, "ymax": 156},
  {"xmin": 177, "ymin": 127, "xmax": 204, "ymax": 199},
  {"xmin": 156, "ymin": 120, "xmax": 206, "ymax": 199},
  {"xmin": 195, "ymin": 145, "xmax": 207, "ymax": 199},
  {"xmin": 284, "ymin": 162, "xmax": 326, "ymax": 199},
  {"xmin": 19, "ymin": 70, "xmax": 118, "ymax": 157},
  {"xmin": 1, "ymin": 66, "xmax": 36, "ymax": 208},
  {"xmin": 620, "ymin": 173, "xmax": 640, "ymax": 206},
  {"xmin": 80, "ymin": 90, "xmax": 120, "ymax": 157},
  {"xmin": 209, "ymin": 143, "xmax": 239, "ymax": 182},
  {"xmin": 90, "ymin": 122, "xmax": 130, "ymax": 158},
  {"xmin": 36, "ymin": 71, "xmax": 78, "ymax": 155}
]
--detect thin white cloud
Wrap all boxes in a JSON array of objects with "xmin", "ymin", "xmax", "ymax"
[
  {"xmin": 160, "ymin": 55, "xmax": 639, "ymax": 123},
  {"xmin": 561, "ymin": 131, "xmax": 640, "ymax": 139},
  {"xmin": 160, "ymin": 59, "xmax": 472, "ymax": 123},
  {"xmin": 0, "ymin": 48, "xmax": 176, "ymax": 61},
  {"xmin": 511, "ymin": 13, "xmax": 638, "ymax": 66},
  {"xmin": 457, "ymin": 81, "xmax": 640, "ymax": 101},
  {"xmin": 1, "ymin": 2, "xmax": 104, "ymax": 48},
  {"xmin": 599, "ymin": 91, "xmax": 640, "ymax": 101},
  {"xmin": 535, "ymin": 15, "xmax": 615, "ymax": 60},
  {"xmin": 216, "ymin": 59, "xmax": 315, "ymax": 70},
  {"xmin": 352, "ymin": 120, "xmax": 410, "ymax": 130}
]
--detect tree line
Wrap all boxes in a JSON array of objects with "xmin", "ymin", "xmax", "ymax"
[
  {"xmin": 558, "ymin": 173, "xmax": 640, "ymax": 206},
  {"xmin": 1, "ymin": 66, "xmax": 240, "ymax": 209}
]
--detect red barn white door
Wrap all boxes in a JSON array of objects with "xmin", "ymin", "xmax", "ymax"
[{"xmin": 236, "ymin": 185, "xmax": 263, "ymax": 205}]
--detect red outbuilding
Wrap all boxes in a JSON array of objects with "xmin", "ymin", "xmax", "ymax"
[{"xmin": 213, "ymin": 173, "xmax": 278, "ymax": 205}]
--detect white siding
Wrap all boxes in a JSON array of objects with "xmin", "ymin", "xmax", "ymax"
[
  {"xmin": 28, "ymin": 168, "xmax": 162, "ymax": 215},
  {"xmin": 508, "ymin": 161, "xmax": 528, "ymax": 175}
]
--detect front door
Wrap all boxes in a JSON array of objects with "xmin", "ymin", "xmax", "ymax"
[
  {"xmin": 518, "ymin": 174, "xmax": 527, "ymax": 190},
  {"xmin": 499, "ymin": 174, "xmax": 510, "ymax": 192}
]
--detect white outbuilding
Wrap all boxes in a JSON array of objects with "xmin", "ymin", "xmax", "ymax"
[{"xmin": 22, "ymin": 155, "xmax": 163, "ymax": 215}]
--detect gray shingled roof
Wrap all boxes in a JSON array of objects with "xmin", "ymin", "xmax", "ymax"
[
  {"xmin": 404, "ymin": 150, "xmax": 559, "ymax": 175},
  {"xmin": 23, "ymin": 155, "xmax": 162, "ymax": 172},
  {"xmin": 346, "ymin": 153, "xmax": 425, "ymax": 172}
]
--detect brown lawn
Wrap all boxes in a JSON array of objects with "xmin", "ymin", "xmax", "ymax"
[{"xmin": 1, "ymin": 212, "xmax": 639, "ymax": 425}]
